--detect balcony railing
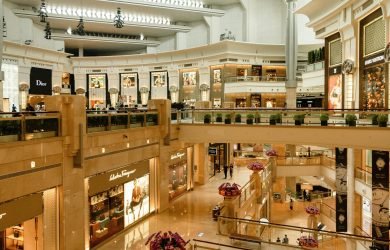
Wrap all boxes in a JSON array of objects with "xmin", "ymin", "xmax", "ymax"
[
  {"xmin": 0, "ymin": 112, "xmax": 60, "ymax": 142},
  {"xmin": 355, "ymin": 167, "xmax": 372, "ymax": 186},
  {"xmin": 224, "ymin": 76, "xmax": 286, "ymax": 82},
  {"xmin": 86, "ymin": 110, "xmax": 159, "ymax": 133},
  {"xmin": 276, "ymin": 155, "xmax": 323, "ymax": 166},
  {"xmin": 171, "ymin": 108, "xmax": 390, "ymax": 128}
]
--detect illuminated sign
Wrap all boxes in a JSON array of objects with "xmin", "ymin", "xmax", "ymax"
[{"xmin": 109, "ymin": 169, "xmax": 136, "ymax": 182}]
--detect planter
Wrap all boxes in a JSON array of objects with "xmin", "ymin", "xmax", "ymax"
[
  {"xmin": 216, "ymin": 117, "xmax": 223, "ymax": 123},
  {"xmin": 204, "ymin": 118, "xmax": 211, "ymax": 124},
  {"xmin": 255, "ymin": 118, "xmax": 261, "ymax": 124},
  {"xmin": 320, "ymin": 121, "xmax": 328, "ymax": 126},
  {"xmin": 246, "ymin": 119, "xmax": 253, "ymax": 125},
  {"xmin": 379, "ymin": 121, "xmax": 387, "ymax": 127},
  {"xmin": 348, "ymin": 120, "xmax": 356, "ymax": 127},
  {"xmin": 295, "ymin": 120, "xmax": 302, "ymax": 126},
  {"xmin": 235, "ymin": 118, "xmax": 241, "ymax": 123},
  {"xmin": 224, "ymin": 119, "xmax": 231, "ymax": 124},
  {"xmin": 269, "ymin": 119, "xmax": 276, "ymax": 125}
]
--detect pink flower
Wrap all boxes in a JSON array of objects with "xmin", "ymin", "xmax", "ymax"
[
  {"xmin": 305, "ymin": 205, "xmax": 320, "ymax": 215},
  {"xmin": 247, "ymin": 162, "xmax": 265, "ymax": 171},
  {"xmin": 218, "ymin": 182, "xmax": 241, "ymax": 196},
  {"xmin": 266, "ymin": 149, "xmax": 277, "ymax": 156}
]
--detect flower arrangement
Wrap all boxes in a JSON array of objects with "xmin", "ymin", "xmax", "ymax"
[
  {"xmin": 305, "ymin": 205, "xmax": 320, "ymax": 215},
  {"xmin": 218, "ymin": 183, "xmax": 241, "ymax": 197},
  {"xmin": 297, "ymin": 236, "xmax": 318, "ymax": 248},
  {"xmin": 145, "ymin": 231, "xmax": 190, "ymax": 250},
  {"xmin": 247, "ymin": 162, "xmax": 265, "ymax": 171},
  {"xmin": 265, "ymin": 149, "xmax": 277, "ymax": 157}
]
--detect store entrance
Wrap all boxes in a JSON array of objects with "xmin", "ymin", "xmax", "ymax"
[
  {"xmin": 0, "ymin": 216, "xmax": 42, "ymax": 250},
  {"xmin": 208, "ymin": 143, "xmax": 228, "ymax": 178}
]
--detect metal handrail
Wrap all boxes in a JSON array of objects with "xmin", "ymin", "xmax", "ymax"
[{"xmin": 224, "ymin": 76, "xmax": 287, "ymax": 82}]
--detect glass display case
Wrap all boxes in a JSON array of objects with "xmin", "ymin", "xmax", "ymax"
[{"xmin": 168, "ymin": 160, "xmax": 188, "ymax": 201}]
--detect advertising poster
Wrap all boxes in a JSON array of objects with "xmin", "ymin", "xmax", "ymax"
[
  {"xmin": 335, "ymin": 147, "xmax": 348, "ymax": 232},
  {"xmin": 213, "ymin": 69, "xmax": 222, "ymax": 84},
  {"xmin": 151, "ymin": 72, "xmax": 168, "ymax": 99},
  {"xmin": 183, "ymin": 71, "xmax": 197, "ymax": 86},
  {"xmin": 328, "ymin": 74, "xmax": 342, "ymax": 110},
  {"xmin": 124, "ymin": 175, "xmax": 150, "ymax": 227},
  {"xmin": 372, "ymin": 150, "xmax": 389, "ymax": 250},
  {"xmin": 363, "ymin": 66, "xmax": 385, "ymax": 109},
  {"xmin": 89, "ymin": 74, "xmax": 106, "ymax": 88},
  {"xmin": 121, "ymin": 73, "xmax": 137, "ymax": 88},
  {"xmin": 121, "ymin": 73, "xmax": 138, "ymax": 105}
]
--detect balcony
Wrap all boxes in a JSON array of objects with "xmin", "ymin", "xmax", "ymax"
[
  {"xmin": 0, "ymin": 112, "xmax": 60, "ymax": 143},
  {"xmin": 86, "ymin": 110, "xmax": 159, "ymax": 133}
]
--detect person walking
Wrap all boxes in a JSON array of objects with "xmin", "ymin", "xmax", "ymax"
[
  {"xmin": 229, "ymin": 163, "xmax": 233, "ymax": 178},
  {"xmin": 223, "ymin": 165, "xmax": 228, "ymax": 179},
  {"xmin": 289, "ymin": 198, "xmax": 294, "ymax": 210}
]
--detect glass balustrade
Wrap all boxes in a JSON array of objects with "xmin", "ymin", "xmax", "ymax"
[{"xmin": 0, "ymin": 112, "xmax": 60, "ymax": 142}]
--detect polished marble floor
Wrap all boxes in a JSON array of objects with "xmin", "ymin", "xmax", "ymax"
[{"xmin": 97, "ymin": 167, "xmax": 355, "ymax": 250}]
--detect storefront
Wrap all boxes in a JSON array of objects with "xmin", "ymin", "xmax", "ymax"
[
  {"xmin": 325, "ymin": 33, "xmax": 343, "ymax": 110},
  {"xmin": 208, "ymin": 143, "xmax": 228, "ymax": 177},
  {"xmin": 88, "ymin": 161, "xmax": 151, "ymax": 248},
  {"xmin": 168, "ymin": 149, "xmax": 192, "ymax": 201},
  {"xmin": 1, "ymin": 60, "xmax": 19, "ymax": 112},
  {"xmin": 0, "ymin": 188, "xmax": 57, "ymax": 250},
  {"xmin": 28, "ymin": 67, "xmax": 53, "ymax": 110},
  {"xmin": 359, "ymin": 8, "xmax": 387, "ymax": 110}
]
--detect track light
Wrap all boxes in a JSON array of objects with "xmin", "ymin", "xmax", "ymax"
[
  {"xmin": 44, "ymin": 22, "xmax": 51, "ymax": 39},
  {"xmin": 114, "ymin": 7, "xmax": 124, "ymax": 28},
  {"xmin": 38, "ymin": 0, "xmax": 48, "ymax": 23}
]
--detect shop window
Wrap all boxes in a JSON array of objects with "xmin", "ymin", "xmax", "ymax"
[{"xmin": 169, "ymin": 161, "xmax": 188, "ymax": 200}]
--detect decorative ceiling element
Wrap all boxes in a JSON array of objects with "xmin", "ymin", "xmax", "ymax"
[
  {"xmin": 38, "ymin": 0, "xmax": 48, "ymax": 23},
  {"xmin": 114, "ymin": 8, "xmax": 124, "ymax": 28},
  {"xmin": 75, "ymin": 17, "xmax": 86, "ymax": 36},
  {"xmin": 44, "ymin": 22, "xmax": 52, "ymax": 39},
  {"xmin": 2, "ymin": 16, "xmax": 6, "ymax": 38}
]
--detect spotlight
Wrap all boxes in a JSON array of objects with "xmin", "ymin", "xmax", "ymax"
[
  {"xmin": 44, "ymin": 22, "xmax": 51, "ymax": 39},
  {"xmin": 38, "ymin": 0, "xmax": 48, "ymax": 23},
  {"xmin": 114, "ymin": 7, "xmax": 124, "ymax": 28}
]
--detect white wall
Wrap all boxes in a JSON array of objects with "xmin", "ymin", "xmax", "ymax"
[
  {"xmin": 297, "ymin": 14, "xmax": 323, "ymax": 45},
  {"xmin": 157, "ymin": 35, "xmax": 175, "ymax": 52},
  {"xmin": 186, "ymin": 21, "xmax": 208, "ymax": 48},
  {"xmin": 219, "ymin": 4, "xmax": 245, "ymax": 42},
  {"xmin": 3, "ymin": 0, "xmax": 64, "ymax": 51}
]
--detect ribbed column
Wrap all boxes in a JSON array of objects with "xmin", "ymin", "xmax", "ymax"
[
  {"xmin": 285, "ymin": 0, "xmax": 298, "ymax": 108},
  {"xmin": 346, "ymin": 148, "xmax": 356, "ymax": 249}
]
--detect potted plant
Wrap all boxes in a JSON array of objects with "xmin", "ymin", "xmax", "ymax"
[
  {"xmin": 204, "ymin": 114, "xmax": 211, "ymax": 124},
  {"xmin": 224, "ymin": 114, "xmax": 231, "ymax": 124},
  {"xmin": 269, "ymin": 114, "xmax": 278, "ymax": 125},
  {"xmin": 255, "ymin": 113, "xmax": 261, "ymax": 124},
  {"xmin": 320, "ymin": 114, "xmax": 329, "ymax": 126},
  {"xmin": 345, "ymin": 114, "xmax": 357, "ymax": 126},
  {"xmin": 370, "ymin": 114, "xmax": 379, "ymax": 125},
  {"xmin": 235, "ymin": 113, "xmax": 242, "ymax": 123},
  {"xmin": 377, "ymin": 114, "xmax": 388, "ymax": 127},
  {"xmin": 246, "ymin": 114, "xmax": 254, "ymax": 124},
  {"xmin": 216, "ymin": 113, "xmax": 223, "ymax": 123},
  {"xmin": 293, "ymin": 114, "xmax": 305, "ymax": 126}
]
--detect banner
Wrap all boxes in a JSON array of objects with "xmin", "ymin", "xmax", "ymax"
[
  {"xmin": 372, "ymin": 150, "xmax": 389, "ymax": 250},
  {"xmin": 335, "ymin": 147, "xmax": 348, "ymax": 232},
  {"xmin": 29, "ymin": 67, "xmax": 52, "ymax": 95}
]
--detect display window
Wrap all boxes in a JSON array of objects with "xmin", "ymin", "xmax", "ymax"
[
  {"xmin": 120, "ymin": 73, "xmax": 138, "ymax": 106},
  {"xmin": 124, "ymin": 175, "xmax": 150, "ymax": 227},
  {"xmin": 362, "ymin": 65, "xmax": 385, "ymax": 109},
  {"xmin": 168, "ymin": 160, "xmax": 188, "ymax": 201},
  {"xmin": 328, "ymin": 73, "xmax": 343, "ymax": 110},
  {"xmin": 88, "ymin": 168, "xmax": 150, "ymax": 248},
  {"xmin": 0, "ymin": 217, "xmax": 42, "ymax": 250},
  {"xmin": 150, "ymin": 71, "xmax": 169, "ymax": 100}
]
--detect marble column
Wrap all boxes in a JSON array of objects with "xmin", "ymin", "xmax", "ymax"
[
  {"xmin": 346, "ymin": 148, "xmax": 356, "ymax": 250},
  {"xmin": 285, "ymin": 0, "xmax": 298, "ymax": 108}
]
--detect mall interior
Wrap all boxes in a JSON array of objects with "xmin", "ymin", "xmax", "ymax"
[{"xmin": 0, "ymin": 0, "xmax": 389, "ymax": 249}]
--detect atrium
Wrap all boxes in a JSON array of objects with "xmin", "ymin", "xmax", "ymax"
[{"xmin": 0, "ymin": 0, "xmax": 389, "ymax": 249}]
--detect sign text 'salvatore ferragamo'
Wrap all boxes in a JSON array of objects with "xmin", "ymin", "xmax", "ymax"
[{"xmin": 109, "ymin": 169, "xmax": 136, "ymax": 182}]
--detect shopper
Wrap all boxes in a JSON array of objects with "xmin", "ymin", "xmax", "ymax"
[
  {"xmin": 283, "ymin": 234, "xmax": 289, "ymax": 244},
  {"xmin": 229, "ymin": 163, "xmax": 233, "ymax": 178},
  {"xmin": 223, "ymin": 165, "xmax": 228, "ymax": 179},
  {"xmin": 289, "ymin": 198, "xmax": 294, "ymax": 210}
]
